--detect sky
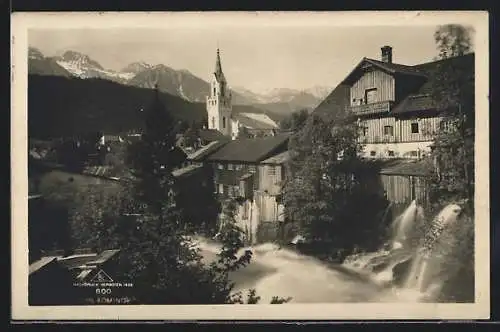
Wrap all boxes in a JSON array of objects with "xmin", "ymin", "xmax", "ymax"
[{"xmin": 28, "ymin": 25, "xmax": 466, "ymax": 94}]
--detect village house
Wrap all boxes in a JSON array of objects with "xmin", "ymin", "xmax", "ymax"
[
  {"xmin": 313, "ymin": 45, "xmax": 474, "ymax": 210},
  {"xmin": 189, "ymin": 133, "xmax": 291, "ymax": 244}
]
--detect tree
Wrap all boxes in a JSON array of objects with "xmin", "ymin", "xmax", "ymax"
[
  {"xmin": 284, "ymin": 113, "xmax": 390, "ymax": 261},
  {"xmin": 280, "ymin": 109, "xmax": 309, "ymax": 132},
  {"xmin": 428, "ymin": 24, "xmax": 475, "ymax": 215},
  {"xmin": 70, "ymin": 86, "xmax": 290, "ymax": 304},
  {"xmin": 427, "ymin": 24, "xmax": 475, "ymax": 302}
]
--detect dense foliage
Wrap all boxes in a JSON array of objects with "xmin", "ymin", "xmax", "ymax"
[
  {"xmin": 426, "ymin": 24, "xmax": 475, "ymax": 302},
  {"xmin": 60, "ymin": 88, "xmax": 289, "ymax": 304},
  {"xmin": 279, "ymin": 108, "xmax": 309, "ymax": 132},
  {"xmin": 428, "ymin": 25, "xmax": 475, "ymax": 215},
  {"xmin": 283, "ymin": 111, "xmax": 390, "ymax": 261}
]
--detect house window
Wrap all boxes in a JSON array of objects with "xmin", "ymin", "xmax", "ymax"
[
  {"xmin": 362, "ymin": 127, "xmax": 368, "ymax": 136},
  {"xmin": 223, "ymin": 185, "xmax": 229, "ymax": 195},
  {"xmin": 218, "ymin": 184, "xmax": 224, "ymax": 194},
  {"xmin": 411, "ymin": 122, "xmax": 419, "ymax": 134},
  {"xmin": 217, "ymin": 163, "xmax": 224, "ymax": 170},
  {"xmin": 388, "ymin": 150, "xmax": 395, "ymax": 157},
  {"xmin": 227, "ymin": 164, "xmax": 233, "ymax": 170},
  {"xmin": 268, "ymin": 166, "xmax": 276, "ymax": 176},
  {"xmin": 222, "ymin": 117, "xmax": 226, "ymax": 129},
  {"xmin": 365, "ymin": 88, "xmax": 378, "ymax": 104},
  {"xmin": 212, "ymin": 117, "xmax": 215, "ymax": 128},
  {"xmin": 410, "ymin": 151, "xmax": 418, "ymax": 157},
  {"xmin": 383, "ymin": 125, "xmax": 394, "ymax": 136},
  {"xmin": 213, "ymin": 87, "xmax": 216, "ymax": 95},
  {"xmin": 370, "ymin": 151, "xmax": 376, "ymax": 157}
]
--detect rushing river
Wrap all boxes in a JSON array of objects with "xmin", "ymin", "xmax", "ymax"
[{"xmin": 190, "ymin": 201, "xmax": 473, "ymax": 304}]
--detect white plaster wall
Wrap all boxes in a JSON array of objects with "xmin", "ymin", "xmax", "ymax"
[{"xmin": 359, "ymin": 141, "xmax": 434, "ymax": 159}]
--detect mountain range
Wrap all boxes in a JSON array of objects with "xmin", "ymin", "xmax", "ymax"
[{"xmin": 28, "ymin": 47, "xmax": 331, "ymax": 115}]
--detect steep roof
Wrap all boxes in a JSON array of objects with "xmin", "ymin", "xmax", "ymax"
[
  {"xmin": 317, "ymin": 52, "xmax": 474, "ymax": 118},
  {"xmin": 206, "ymin": 133, "xmax": 291, "ymax": 163},
  {"xmin": 187, "ymin": 140, "xmax": 228, "ymax": 162},
  {"xmin": 233, "ymin": 113, "xmax": 278, "ymax": 130},
  {"xmin": 172, "ymin": 163, "xmax": 204, "ymax": 178},
  {"xmin": 199, "ymin": 129, "xmax": 230, "ymax": 143},
  {"xmin": 342, "ymin": 57, "xmax": 426, "ymax": 86},
  {"xmin": 391, "ymin": 53, "xmax": 474, "ymax": 114},
  {"xmin": 378, "ymin": 158, "xmax": 434, "ymax": 177},
  {"xmin": 310, "ymin": 84, "xmax": 350, "ymax": 121},
  {"xmin": 261, "ymin": 151, "xmax": 290, "ymax": 165}
]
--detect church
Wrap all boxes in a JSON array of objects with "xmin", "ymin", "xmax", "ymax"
[
  {"xmin": 205, "ymin": 49, "xmax": 278, "ymax": 140},
  {"xmin": 206, "ymin": 48, "xmax": 237, "ymax": 139}
]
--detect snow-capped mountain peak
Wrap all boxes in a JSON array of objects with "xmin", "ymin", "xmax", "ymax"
[
  {"xmin": 120, "ymin": 61, "xmax": 152, "ymax": 74},
  {"xmin": 58, "ymin": 50, "xmax": 104, "ymax": 70}
]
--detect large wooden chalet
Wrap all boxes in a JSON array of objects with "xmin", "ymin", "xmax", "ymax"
[{"xmin": 313, "ymin": 45, "xmax": 474, "ymax": 210}]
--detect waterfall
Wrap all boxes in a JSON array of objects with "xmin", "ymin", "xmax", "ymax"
[
  {"xmin": 342, "ymin": 201, "xmax": 468, "ymax": 301},
  {"xmin": 192, "ymin": 200, "xmax": 471, "ymax": 303},
  {"xmin": 403, "ymin": 204, "xmax": 462, "ymax": 295}
]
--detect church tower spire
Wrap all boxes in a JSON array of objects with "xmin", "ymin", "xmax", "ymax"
[
  {"xmin": 214, "ymin": 48, "xmax": 226, "ymax": 83},
  {"xmin": 206, "ymin": 48, "xmax": 233, "ymax": 138}
]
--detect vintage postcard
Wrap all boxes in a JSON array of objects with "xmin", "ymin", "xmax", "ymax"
[{"xmin": 11, "ymin": 11, "xmax": 490, "ymax": 321}]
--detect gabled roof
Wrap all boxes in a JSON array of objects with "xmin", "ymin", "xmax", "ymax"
[
  {"xmin": 233, "ymin": 113, "xmax": 278, "ymax": 130},
  {"xmin": 199, "ymin": 129, "xmax": 230, "ymax": 142},
  {"xmin": 391, "ymin": 53, "xmax": 474, "ymax": 115},
  {"xmin": 187, "ymin": 140, "xmax": 228, "ymax": 162},
  {"xmin": 206, "ymin": 133, "xmax": 291, "ymax": 163},
  {"xmin": 261, "ymin": 151, "xmax": 290, "ymax": 165},
  {"xmin": 310, "ymin": 84, "xmax": 351, "ymax": 122},
  {"xmin": 320, "ymin": 52, "xmax": 474, "ymax": 117},
  {"xmin": 342, "ymin": 57, "xmax": 427, "ymax": 85},
  {"xmin": 172, "ymin": 163, "xmax": 204, "ymax": 178}
]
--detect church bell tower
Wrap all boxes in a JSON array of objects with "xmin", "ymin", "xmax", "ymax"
[{"xmin": 206, "ymin": 48, "xmax": 233, "ymax": 137}]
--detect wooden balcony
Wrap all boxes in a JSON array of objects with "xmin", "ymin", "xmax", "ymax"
[{"xmin": 350, "ymin": 100, "xmax": 394, "ymax": 116}]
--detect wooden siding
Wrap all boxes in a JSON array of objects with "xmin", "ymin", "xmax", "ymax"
[
  {"xmin": 351, "ymin": 69, "xmax": 395, "ymax": 105},
  {"xmin": 257, "ymin": 164, "xmax": 283, "ymax": 195},
  {"xmin": 358, "ymin": 117, "xmax": 397, "ymax": 144},
  {"xmin": 381, "ymin": 174, "xmax": 428, "ymax": 205},
  {"xmin": 398, "ymin": 116, "xmax": 442, "ymax": 142},
  {"xmin": 359, "ymin": 116, "xmax": 442, "ymax": 144},
  {"xmin": 254, "ymin": 191, "xmax": 282, "ymax": 222}
]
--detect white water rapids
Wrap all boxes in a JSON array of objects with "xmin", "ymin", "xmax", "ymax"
[{"xmin": 189, "ymin": 201, "xmax": 471, "ymax": 304}]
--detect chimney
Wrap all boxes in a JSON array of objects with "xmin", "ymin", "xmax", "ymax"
[{"xmin": 381, "ymin": 46, "xmax": 393, "ymax": 63}]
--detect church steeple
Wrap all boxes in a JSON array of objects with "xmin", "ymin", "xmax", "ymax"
[
  {"xmin": 206, "ymin": 47, "xmax": 233, "ymax": 138},
  {"xmin": 214, "ymin": 48, "xmax": 225, "ymax": 82}
]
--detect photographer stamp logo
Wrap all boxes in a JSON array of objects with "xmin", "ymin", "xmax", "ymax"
[{"xmin": 90, "ymin": 269, "xmax": 114, "ymax": 283}]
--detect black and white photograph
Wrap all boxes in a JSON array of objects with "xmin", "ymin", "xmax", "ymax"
[{"xmin": 12, "ymin": 11, "xmax": 489, "ymax": 320}]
